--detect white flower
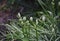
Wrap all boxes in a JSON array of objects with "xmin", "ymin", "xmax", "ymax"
[
  {"xmin": 18, "ymin": 13, "xmax": 21, "ymax": 18},
  {"xmin": 23, "ymin": 16, "xmax": 26, "ymax": 21},
  {"xmin": 30, "ymin": 17, "xmax": 33, "ymax": 21},
  {"xmin": 52, "ymin": 28, "xmax": 54, "ymax": 32},
  {"xmin": 36, "ymin": 19, "xmax": 39, "ymax": 25},
  {"xmin": 58, "ymin": 2, "xmax": 60, "ymax": 6},
  {"xmin": 42, "ymin": 15, "xmax": 46, "ymax": 21}
]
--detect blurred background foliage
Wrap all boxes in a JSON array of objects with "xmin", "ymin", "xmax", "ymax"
[
  {"xmin": 0, "ymin": 0, "xmax": 60, "ymax": 16},
  {"xmin": 0, "ymin": 0, "xmax": 60, "ymax": 17}
]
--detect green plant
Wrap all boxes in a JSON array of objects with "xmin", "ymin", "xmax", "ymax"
[
  {"xmin": 0, "ymin": 0, "xmax": 60, "ymax": 41},
  {"xmin": 4, "ymin": 11, "xmax": 60, "ymax": 41}
]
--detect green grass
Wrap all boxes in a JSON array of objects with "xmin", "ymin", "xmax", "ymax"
[
  {"xmin": 4, "ymin": 12, "xmax": 60, "ymax": 41},
  {"xmin": 0, "ymin": 0, "xmax": 60, "ymax": 41}
]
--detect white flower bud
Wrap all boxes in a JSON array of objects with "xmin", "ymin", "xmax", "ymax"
[
  {"xmin": 58, "ymin": 2, "xmax": 60, "ymax": 6},
  {"xmin": 30, "ymin": 17, "xmax": 33, "ymax": 21},
  {"xmin": 18, "ymin": 13, "xmax": 21, "ymax": 18},
  {"xmin": 52, "ymin": 28, "xmax": 54, "ymax": 32},
  {"xmin": 23, "ymin": 16, "xmax": 26, "ymax": 21},
  {"xmin": 42, "ymin": 15, "xmax": 45, "ymax": 21},
  {"xmin": 36, "ymin": 19, "xmax": 38, "ymax": 25}
]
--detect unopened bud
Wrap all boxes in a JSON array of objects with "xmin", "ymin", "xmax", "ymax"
[
  {"xmin": 30, "ymin": 17, "xmax": 33, "ymax": 21},
  {"xmin": 23, "ymin": 17, "xmax": 26, "ymax": 21}
]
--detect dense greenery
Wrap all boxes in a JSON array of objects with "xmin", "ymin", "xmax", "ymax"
[
  {"xmin": 5, "ymin": 12, "xmax": 60, "ymax": 41},
  {"xmin": 0, "ymin": 0, "xmax": 60, "ymax": 41}
]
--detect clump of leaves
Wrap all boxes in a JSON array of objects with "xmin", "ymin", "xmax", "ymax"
[
  {"xmin": 1, "ymin": 0, "xmax": 60, "ymax": 41},
  {"xmin": 4, "ymin": 12, "xmax": 60, "ymax": 41}
]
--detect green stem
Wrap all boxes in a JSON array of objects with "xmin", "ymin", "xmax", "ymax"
[{"xmin": 36, "ymin": 25, "xmax": 38, "ymax": 41}]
